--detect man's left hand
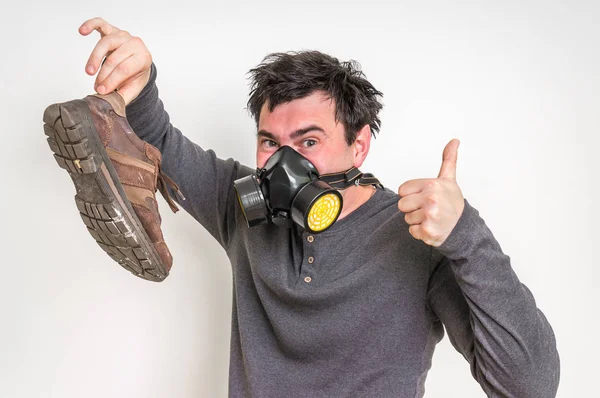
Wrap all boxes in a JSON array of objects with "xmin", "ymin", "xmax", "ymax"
[{"xmin": 397, "ymin": 139, "xmax": 465, "ymax": 247}]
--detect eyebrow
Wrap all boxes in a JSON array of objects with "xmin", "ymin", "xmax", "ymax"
[{"xmin": 257, "ymin": 125, "xmax": 326, "ymax": 141}]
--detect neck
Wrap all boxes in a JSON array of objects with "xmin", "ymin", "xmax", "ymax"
[{"xmin": 337, "ymin": 184, "xmax": 376, "ymax": 220}]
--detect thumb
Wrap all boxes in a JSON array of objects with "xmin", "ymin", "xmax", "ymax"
[
  {"xmin": 437, "ymin": 139, "xmax": 460, "ymax": 180},
  {"xmin": 113, "ymin": 68, "xmax": 151, "ymax": 106}
]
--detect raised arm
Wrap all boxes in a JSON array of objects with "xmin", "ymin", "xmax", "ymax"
[
  {"xmin": 79, "ymin": 17, "xmax": 252, "ymax": 248},
  {"xmin": 427, "ymin": 200, "xmax": 560, "ymax": 397},
  {"xmin": 398, "ymin": 140, "xmax": 559, "ymax": 396}
]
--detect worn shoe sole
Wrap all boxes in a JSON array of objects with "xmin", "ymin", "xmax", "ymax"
[{"xmin": 43, "ymin": 100, "xmax": 168, "ymax": 282}]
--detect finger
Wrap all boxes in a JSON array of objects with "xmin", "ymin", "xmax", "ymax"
[
  {"xmin": 94, "ymin": 39, "xmax": 140, "ymax": 88},
  {"xmin": 404, "ymin": 208, "xmax": 426, "ymax": 225},
  {"xmin": 408, "ymin": 225, "xmax": 424, "ymax": 241},
  {"xmin": 96, "ymin": 55, "xmax": 145, "ymax": 94},
  {"xmin": 398, "ymin": 178, "xmax": 431, "ymax": 198},
  {"xmin": 79, "ymin": 17, "xmax": 116, "ymax": 37},
  {"xmin": 437, "ymin": 138, "xmax": 460, "ymax": 180},
  {"xmin": 86, "ymin": 33, "xmax": 130, "ymax": 76},
  {"xmin": 397, "ymin": 192, "xmax": 425, "ymax": 213}
]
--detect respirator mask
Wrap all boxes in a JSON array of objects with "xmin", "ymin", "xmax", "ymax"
[{"xmin": 233, "ymin": 146, "xmax": 381, "ymax": 234}]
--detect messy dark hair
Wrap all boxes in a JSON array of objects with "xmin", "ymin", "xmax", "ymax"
[{"xmin": 247, "ymin": 51, "xmax": 384, "ymax": 146}]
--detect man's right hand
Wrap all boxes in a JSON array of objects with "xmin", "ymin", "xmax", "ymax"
[{"xmin": 79, "ymin": 17, "xmax": 152, "ymax": 106}]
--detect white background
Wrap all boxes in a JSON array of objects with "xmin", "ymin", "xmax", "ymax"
[{"xmin": 1, "ymin": 0, "xmax": 598, "ymax": 397}]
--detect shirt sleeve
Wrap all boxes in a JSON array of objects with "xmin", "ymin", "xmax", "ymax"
[
  {"xmin": 426, "ymin": 199, "xmax": 560, "ymax": 397},
  {"xmin": 125, "ymin": 63, "xmax": 253, "ymax": 249}
]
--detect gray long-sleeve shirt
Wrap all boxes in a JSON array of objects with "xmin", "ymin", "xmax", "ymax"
[{"xmin": 126, "ymin": 64, "xmax": 559, "ymax": 397}]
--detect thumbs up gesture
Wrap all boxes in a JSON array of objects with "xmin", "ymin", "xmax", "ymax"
[{"xmin": 397, "ymin": 139, "xmax": 466, "ymax": 247}]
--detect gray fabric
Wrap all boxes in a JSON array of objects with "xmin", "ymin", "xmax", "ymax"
[{"xmin": 126, "ymin": 63, "xmax": 560, "ymax": 397}]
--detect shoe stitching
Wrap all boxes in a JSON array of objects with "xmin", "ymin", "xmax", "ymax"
[{"xmin": 109, "ymin": 156, "xmax": 156, "ymax": 179}]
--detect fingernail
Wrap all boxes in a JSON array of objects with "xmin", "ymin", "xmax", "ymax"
[
  {"xmin": 87, "ymin": 64, "xmax": 94, "ymax": 74},
  {"xmin": 97, "ymin": 85, "xmax": 106, "ymax": 94}
]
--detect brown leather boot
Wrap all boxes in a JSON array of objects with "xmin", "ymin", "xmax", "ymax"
[{"xmin": 42, "ymin": 91, "xmax": 183, "ymax": 282}]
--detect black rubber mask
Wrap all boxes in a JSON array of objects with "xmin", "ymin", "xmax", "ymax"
[
  {"xmin": 234, "ymin": 146, "xmax": 382, "ymax": 234},
  {"xmin": 234, "ymin": 146, "xmax": 342, "ymax": 233}
]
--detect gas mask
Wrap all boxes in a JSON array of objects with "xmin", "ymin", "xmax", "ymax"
[{"xmin": 233, "ymin": 146, "xmax": 381, "ymax": 234}]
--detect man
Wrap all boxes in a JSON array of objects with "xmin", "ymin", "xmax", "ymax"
[{"xmin": 72, "ymin": 17, "xmax": 559, "ymax": 397}]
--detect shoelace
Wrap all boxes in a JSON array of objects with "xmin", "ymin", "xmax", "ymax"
[{"xmin": 157, "ymin": 169, "xmax": 186, "ymax": 213}]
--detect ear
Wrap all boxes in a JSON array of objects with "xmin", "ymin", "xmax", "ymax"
[{"xmin": 352, "ymin": 124, "xmax": 371, "ymax": 168}]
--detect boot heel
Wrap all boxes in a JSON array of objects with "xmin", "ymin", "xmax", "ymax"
[{"xmin": 43, "ymin": 102, "xmax": 102, "ymax": 174}]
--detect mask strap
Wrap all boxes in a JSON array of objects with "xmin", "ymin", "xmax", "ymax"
[{"xmin": 320, "ymin": 167, "xmax": 383, "ymax": 190}]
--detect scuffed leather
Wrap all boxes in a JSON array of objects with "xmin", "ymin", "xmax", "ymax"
[{"xmin": 84, "ymin": 91, "xmax": 174, "ymax": 270}]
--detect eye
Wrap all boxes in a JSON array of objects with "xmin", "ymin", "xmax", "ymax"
[
  {"xmin": 261, "ymin": 139, "xmax": 278, "ymax": 148},
  {"xmin": 302, "ymin": 139, "xmax": 317, "ymax": 148}
]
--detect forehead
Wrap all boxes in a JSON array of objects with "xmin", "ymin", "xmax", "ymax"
[{"xmin": 258, "ymin": 91, "xmax": 338, "ymax": 131}]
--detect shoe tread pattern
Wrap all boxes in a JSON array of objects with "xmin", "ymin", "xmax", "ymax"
[{"xmin": 43, "ymin": 101, "xmax": 166, "ymax": 282}]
